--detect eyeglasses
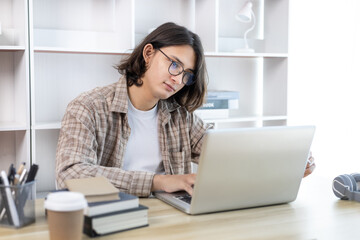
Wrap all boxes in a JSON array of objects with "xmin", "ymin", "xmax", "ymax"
[{"xmin": 158, "ymin": 48, "xmax": 195, "ymax": 86}]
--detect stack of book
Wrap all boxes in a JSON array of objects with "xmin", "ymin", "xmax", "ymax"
[
  {"xmin": 195, "ymin": 90, "xmax": 240, "ymax": 119},
  {"xmin": 65, "ymin": 177, "xmax": 148, "ymax": 237}
]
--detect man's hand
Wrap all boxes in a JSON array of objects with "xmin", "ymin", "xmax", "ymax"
[
  {"xmin": 151, "ymin": 174, "xmax": 196, "ymax": 195},
  {"xmin": 303, "ymin": 151, "xmax": 315, "ymax": 178}
]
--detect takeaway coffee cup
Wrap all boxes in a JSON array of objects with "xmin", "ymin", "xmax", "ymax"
[{"xmin": 44, "ymin": 191, "xmax": 87, "ymax": 240}]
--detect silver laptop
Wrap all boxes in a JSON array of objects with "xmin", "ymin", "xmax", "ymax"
[{"xmin": 154, "ymin": 125, "xmax": 315, "ymax": 215}]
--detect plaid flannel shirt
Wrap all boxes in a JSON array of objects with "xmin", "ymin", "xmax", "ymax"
[{"xmin": 56, "ymin": 77, "xmax": 212, "ymax": 197}]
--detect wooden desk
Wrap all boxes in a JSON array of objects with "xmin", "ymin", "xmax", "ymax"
[{"xmin": 1, "ymin": 176, "xmax": 360, "ymax": 240}]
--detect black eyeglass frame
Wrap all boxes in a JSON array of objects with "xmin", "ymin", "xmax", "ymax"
[{"xmin": 157, "ymin": 48, "xmax": 195, "ymax": 86}]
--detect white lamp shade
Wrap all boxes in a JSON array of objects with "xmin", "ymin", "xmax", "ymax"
[{"xmin": 235, "ymin": 2, "xmax": 253, "ymax": 22}]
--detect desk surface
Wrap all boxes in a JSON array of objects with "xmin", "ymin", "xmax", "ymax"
[{"xmin": 1, "ymin": 176, "xmax": 360, "ymax": 240}]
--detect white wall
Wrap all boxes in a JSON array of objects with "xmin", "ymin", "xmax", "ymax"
[{"xmin": 289, "ymin": 0, "xmax": 360, "ymax": 178}]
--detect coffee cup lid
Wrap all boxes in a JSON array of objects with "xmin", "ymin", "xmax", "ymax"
[{"xmin": 44, "ymin": 191, "xmax": 88, "ymax": 212}]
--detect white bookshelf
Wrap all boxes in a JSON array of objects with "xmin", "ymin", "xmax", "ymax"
[
  {"xmin": 1, "ymin": 0, "xmax": 290, "ymax": 194},
  {"xmin": 0, "ymin": 0, "xmax": 30, "ymax": 172},
  {"xmin": 205, "ymin": 52, "xmax": 288, "ymax": 58},
  {"xmin": 0, "ymin": 46, "xmax": 26, "ymax": 51},
  {"xmin": 34, "ymin": 47, "xmax": 132, "ymax": 55}
]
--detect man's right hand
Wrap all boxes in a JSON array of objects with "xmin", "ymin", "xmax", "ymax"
[{"xmin": 151, "ymin": 174, "xmax": 196, "ymax": 196}]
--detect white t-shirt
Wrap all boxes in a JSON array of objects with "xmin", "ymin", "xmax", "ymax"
[{"xmin": 122, "ymin": 98, "xmax": 164, "ymax": 174}]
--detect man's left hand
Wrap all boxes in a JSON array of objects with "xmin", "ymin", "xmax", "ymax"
[{"xmin": 303, "ymin": 151, "xmax": 315, "ymax": 178}]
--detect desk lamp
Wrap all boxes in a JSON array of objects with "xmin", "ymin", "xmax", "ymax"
[{"xmin": 235, "ymin": 1, "xmax": 256, "ymax": 52}]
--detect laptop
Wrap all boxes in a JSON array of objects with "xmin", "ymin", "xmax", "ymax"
[{"xmin": 154, "ymin": 125, "xmax": 315, "ymax": 215}]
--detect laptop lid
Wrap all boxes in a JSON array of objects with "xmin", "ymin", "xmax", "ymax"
[{"xmin": 156, "ymin": 125, "xmax": 315, "ymax": 215}]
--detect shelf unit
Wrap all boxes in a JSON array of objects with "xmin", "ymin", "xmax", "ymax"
[
  {"xmin": 201, "ymin": 0, "xmax": 288, "ymax": 129},
  {"xmin": 0, "ymin": 0, "xmax": 30, "ymax": 173},
  {"xmin": 1, "ymin": 0, "xmax": 289, "ymax": 195}
]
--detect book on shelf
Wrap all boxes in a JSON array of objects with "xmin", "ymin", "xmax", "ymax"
[
  {"xmin": 83, "ymin": 204, "xmax": 149, "ymax": 237},
  {"xmin": 85, "ymin": 191, "xmax": 139, "ymax": 217},
  {"xmin": 195, "ymin": 90, "xmax": 240, "ymax": 119},
  {"xmin": 199, "ymin": 98, "xmax": 239, "ymax": 110},
  {"xmin": 65, "ymin": 176, "xmax": 120, "ymax": 203},
  {"xmin": 207, "ymin": 90, "xmax": 240, "ymax": 100},
  {"xmin": 194, "ymin": 109, "xmax": 229, "ymax": 119}
]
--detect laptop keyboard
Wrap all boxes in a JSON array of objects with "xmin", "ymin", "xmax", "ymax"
[{"xmin": 175, "ymin": 194, "xmax": 192, "ymax": 204}]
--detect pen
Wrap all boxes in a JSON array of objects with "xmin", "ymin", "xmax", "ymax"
[
  {"xmin": 0, "ymin": 170, "xmax": 20, "ymax": 227},
  {"xmin": 13, "ymin": 162, "xmax": 26, "ymax": 185},
  {"xmin": 25, "ymin": 164, "xmax": 39, "ymax": 183},
  {"xmin": 17, "ymin": 162, "xmax": 26, "ymax": 176},
  {"xmin": 0, "ymin": 208, "xmax": 5, "ymax": 221},
  {"xmin": 7, "ymin": 164, "xmax": 16, "ymax": 185},
  {"xmin": 13, "ymin": 174, "xmax": 20, "ymax": 185},
  {"xmin": 19, "ymin": 169, "xmax": 27, "ymax": 185}
]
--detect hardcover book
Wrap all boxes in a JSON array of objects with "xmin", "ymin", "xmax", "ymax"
[
  {"xmin": 85, "ymin": 192, "xmax": 139, "ymax": 217},
  {"xmin": 83, "ymin": 204, "xmax": 149, "ymax": 237},
  {"xmin": 65, "ymin": 176, "xmax": 119, "ymax": 203}
]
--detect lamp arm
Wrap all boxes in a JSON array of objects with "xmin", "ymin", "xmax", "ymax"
[{"xmin": 243, "ymin": 10, "xmax": 256, "ymax": 49}]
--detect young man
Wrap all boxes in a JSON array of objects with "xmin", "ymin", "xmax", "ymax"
[
  {"xmin": 56, "ymin": 22, "xmax": 211, "ymax": 197},
  {"xmin": 56, "ymin": 22, "xmax": 315, "ymax": 197}
]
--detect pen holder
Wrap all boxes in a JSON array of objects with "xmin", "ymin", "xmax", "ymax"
[{"xmin": 0, "ymin": 181, "xmax": 36, "ymax": 228}]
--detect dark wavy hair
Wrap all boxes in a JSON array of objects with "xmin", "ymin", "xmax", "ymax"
[{"xmin": 116, "ymin": 22, "xmax": 208, "ymax": 112}]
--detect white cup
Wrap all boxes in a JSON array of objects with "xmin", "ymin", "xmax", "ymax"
[{"xmin": 44, "ymin": 192, "xmax": 87, "ymax": 240}]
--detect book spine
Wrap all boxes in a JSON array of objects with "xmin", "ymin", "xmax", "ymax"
[
  {"xmin": 200, "ymin": 99, "xmax": 229, "ymax": 109},
  {"xmin": 83, "ymin": 217, "xmax": 96, "ymax": 237},
  {"xmin": 200, "ymin": 99, "xmax": 239, "ymax": 110}
]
